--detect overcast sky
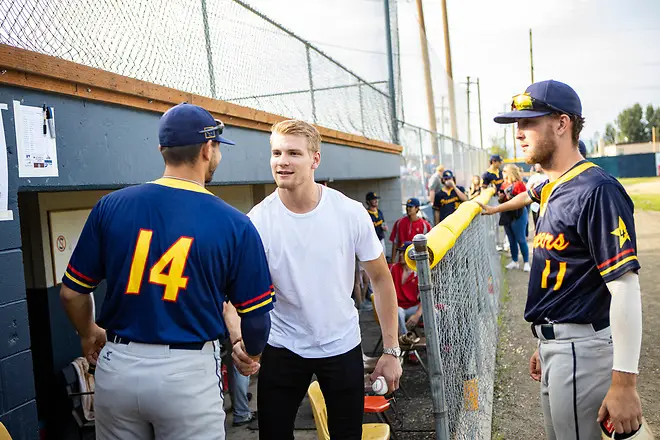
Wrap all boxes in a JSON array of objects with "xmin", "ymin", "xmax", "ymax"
[{"xmin": 247, "ymin": 0, "xmax": 660, "ymax": 155}]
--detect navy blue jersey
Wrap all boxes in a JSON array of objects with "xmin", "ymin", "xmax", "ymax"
[
  {"xmin": 482, "ymin": 169, "xmax": 504, "ymax": 191},
  {"xmin": 367, "ymin": 208, "xmax": 386, "ymax": 240},
  {"xmin": 525, "ymin": 161, "xmax": 640, "ymax": 325},
  {"xmin": 433, "ymin": 186, "xmax": 465, "ymax": 222},
  {"xmin": 62, "ymin": 177, "xmax": 274, "ymax": 344}
]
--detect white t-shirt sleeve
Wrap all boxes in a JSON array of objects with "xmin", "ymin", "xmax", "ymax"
[
  {"xmin": 247, "ymin": 203, "xmax": 269, "ymax": 252},
  {"xmin": 354, "ymin": 203, "xmax": 385, "ymax": 262}
]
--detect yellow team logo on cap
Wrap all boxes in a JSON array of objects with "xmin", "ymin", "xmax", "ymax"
[
  {"xmin": 203, "ymin": 127, "xmax": 215, "ymax": 139},
  {"xmin": 610, "ymin": 216, "xmax": 631, "ymax": 247},
  {"xmin": 407, "ymin": 199, "xmax": 412, "ymax": 204}
]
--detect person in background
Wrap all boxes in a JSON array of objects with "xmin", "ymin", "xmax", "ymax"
[
  {"xmin": 500, "ymin": 164, "xmax": 530, "ymax": 272},
  {"xmin": 468, "ymin": 175, "xmax": 482, "ymax": 199},
  {"xmin": 390, "ymin": 198, "xmax": 432, "ymax": 262},
  {"xmin": 222, "ymin": 302, "xmax": 257, "ymax": 428},
  {"xmin": 482, "ymin": 155, "xmax": 504, "ymax": 191},
  {"xmin": 526, "ymin": 163, "xmax": 547, "ymax": 231},
  {"xmin": 427, "ymin": 164, "xmax": 446, "ymax": 204},
  {"xmin": 579, "ymin": 139, "xmax": 588, "ymax": 158},
  {"xmin": 432, "ymin": 170, "xmax": 467, "ymax": 225},
  {"xmin": 390, "ymin": 241, "xmax": 422, "ymax": 350},
  {"xmin": 365, "ymin": 192, "xmax": 388, "ymax": 255}
]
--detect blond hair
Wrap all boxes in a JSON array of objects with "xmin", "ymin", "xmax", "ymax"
[
  {"xmin": 504, "ymin": 164, "xmax": 522, "ymax": 182},
  {"xmin": 271, "ymin": 120, "xmax": 321, "ymax": 154}
]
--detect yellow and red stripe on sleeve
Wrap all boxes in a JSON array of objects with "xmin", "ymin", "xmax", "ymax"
[
  {"xmin": 234, "ymin": 285, "xmax": 275, "ymax": 315},
  {"xmin": 597, "ymin": 249, "xmax": 638, "ymax": 277},
  {"xmin": 64, "ymin": 264, "xmax": 100, "ymax": 291}
]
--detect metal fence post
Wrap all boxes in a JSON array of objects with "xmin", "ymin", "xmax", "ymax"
[
  {"xmin": 305, "ymin": 44, "xmax": 317, "ymax": 124},
  {"xmin": 200, "ymin": 0, "xmax": 217, "ymax": 98},
  {"xmin": 412, "ymin": 234, "xmax": 450, "ymax": 440}
]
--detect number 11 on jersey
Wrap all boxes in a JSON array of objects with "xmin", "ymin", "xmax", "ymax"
[
  {"xmin": 541, "ymin": 259, "xmax": 567, "ymax": 291},
  {"xmin": 126, "ymin": 229, "xmax": 194, "ymax": 302}
]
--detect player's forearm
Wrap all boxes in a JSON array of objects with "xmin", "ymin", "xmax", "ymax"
[
  {"xmin": 608, "ymin": 271, "xmax": 642, "ymax": 374},
  {"xmin": 241, "ymin": 313, "xmax": 271, "ymax": 357},
  {"xmin": 372, "ymin": 272, "xmax": 400, "ymax": 348},
  {"xmin": 455, "ymin": 187, "xmax": 468, "ymax": 202},
  {"xmin": 222, "ymin": 302, "xmax": 242, "ymax": 343},
  {"xmin": 60, "ymin": 285, "xmax": 96, "ymax": 337},
  {"xmin": 495, "ymin": 191, "xmax": 531, "ymax": 213}
]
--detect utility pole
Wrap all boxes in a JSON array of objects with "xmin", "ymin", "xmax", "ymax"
[
  {"xmin": 415, "ymin": 0, "xmax": 439, "ymax": 158},
  {"xmin": 466, "ymin": 76, "xmax": 471, "ymax": 146},
  {"xmin": 477, "ymin": 78, "xmax": 484, "ymax": 149},
  {"xmin": 653, "ymin": 126, "xmax": 657, "ymax": 152},
  {"xmin": 441, "ymin": 0, "xmax": 458, "ymax": 140},
  {"xmin": 529, "ymin": 28, "xmax": 535, "ymax": 83}
]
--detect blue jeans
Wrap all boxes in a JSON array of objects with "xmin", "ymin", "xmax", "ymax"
[
  {"xmin": 229, "ymin": 364, "xmax": 251, "ymax": 422},
  {"xmin": 504, "ymin": 208, "xmax": 529, "ymax": 263},
  {"xmin": 398, "ymin": 305, "xmax": 420, "ymax": 335}
]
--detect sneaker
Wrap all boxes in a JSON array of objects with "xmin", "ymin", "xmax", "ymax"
[
  {"xmin": 233, "ymin": 411, "xmax": 257, "ymax": 427},
  {"xmin": 523, "ymin": 262, "xmax": 531, "ymax": 272},
  {"xmin": 505, "ymin": 260, "xmax": 519, "ymax": 270},
  {"xmin": 399, "ymin": 331, "xmax": 420, "ymax": 346}
]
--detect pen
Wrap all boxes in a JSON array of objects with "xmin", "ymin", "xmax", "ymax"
[{"xmin": 42, "ymin": 104, "xmax": 47, "ymax": 135}]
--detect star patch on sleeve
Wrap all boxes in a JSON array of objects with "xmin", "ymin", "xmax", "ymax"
[{"xmin": 610, "ymin": 216, "xmax": 631, "ymax": 248}]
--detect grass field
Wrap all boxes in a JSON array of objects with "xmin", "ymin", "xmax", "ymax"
[
  {"xmin": 619, "ymin": 176, "xmax": 660, "ymax": 212},
  {"xmin": 630, "ymin": 194, "xmax": 660, "ymax": 212}
]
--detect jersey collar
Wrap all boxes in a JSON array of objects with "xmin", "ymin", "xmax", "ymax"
[
  {"xmin": 150, "ymin": 177, "xmax": 214, "ymax": 195},
  {"xmin": 540, "ymin": 160, "xmax": 596, "ymax": 216}
]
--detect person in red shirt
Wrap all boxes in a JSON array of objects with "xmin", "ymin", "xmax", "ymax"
[
  {"xmin": 390, "ymin": 242, "xmax": 422, "ymax": 346},
  {"xmin": 499, "ymin": 164, "xmax": 530, "ymax": 271},
  {"xmin": 389, "ymin": 198, "xmax": 432, "ymax": 262}
]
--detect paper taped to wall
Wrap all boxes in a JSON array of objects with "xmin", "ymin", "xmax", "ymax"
[{"xmin": 13, "ymin": 100, "xmax": 59, "ymax": 178}]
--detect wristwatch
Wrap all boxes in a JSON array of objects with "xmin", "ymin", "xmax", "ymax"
[{"xmin": 382, "ymin": 346, "xmax": 402, "ymax": 358}]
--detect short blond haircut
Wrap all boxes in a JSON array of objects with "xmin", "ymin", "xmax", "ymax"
[
  {"xmin": 271, "ymin": 119, "xmax": 321, "ymax": 154},
  {"xmin": 504, "ymin": 164, "xmax": 522, "ymax": 182}
]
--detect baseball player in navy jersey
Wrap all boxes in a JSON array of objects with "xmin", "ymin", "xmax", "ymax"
[
  {"xmin": 59, "ymin": 103, "xmax": 274, "ymax": 440},
  {"xmin": 479, "ymin": 80, "xmax": 644, "ymax": 439},
  {"xmin": 432, "ymin": 169, "xmax": 467, "ymax": 224}
]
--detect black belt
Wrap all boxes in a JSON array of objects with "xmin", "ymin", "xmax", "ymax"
[
  {"xmin": 106, "ymin": 331, "xmax": 207, "ymax": 351},
  {"xmin": 531, "ymin": 318, "xmax": 610, "ymax": 340}
]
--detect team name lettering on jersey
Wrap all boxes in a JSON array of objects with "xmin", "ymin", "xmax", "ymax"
[{"xmin": 533, "ymin": 232, "xmax": 570, "ymax": 251}]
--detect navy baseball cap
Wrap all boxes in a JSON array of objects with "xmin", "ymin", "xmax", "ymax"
[
  {"xmin": 494, "ymin": 80, "xmax": 582, "ymax": 124},
  {"xmin": 398, "ymin": 241, "xmax": 413, "ymax": 251},
  {"xmin": 366, "ymin": 191, "xmax": 380, "ymax": 201},
  {"xmin": 442, "ymin": 170, "xmax": 454, "ymax": 179},
  {"xmin": 159, "ymin": 103, "xmax": 235, "ymax": 147},
  {"xmin": 578, "ymin": 140, "xmax": 587, "ymax": 157},
  {"xmin": 404, "ymin": 198, "xmax": 420, "ymax": 207},
  {"xmin": 490, "ymin": 154, "xmax": 503, "ymax": 163}
]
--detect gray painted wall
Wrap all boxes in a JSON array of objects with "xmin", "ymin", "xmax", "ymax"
[
  {"xmin": 0, "ymin": 84, "xmax": 402, "ymax": 439},
  {"xmin": 1, "ymin": 85, "xmax": 400, "ymax": 191}
]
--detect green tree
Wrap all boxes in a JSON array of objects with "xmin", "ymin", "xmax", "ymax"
[
  {"xmin": 604, "ymin": 123, "xmax": 617, "ymax": 144},
  {"xmin": 646, "ymin": 104, "xmax": 660, "ymax": 139},
  {"xmin": 489, "ymin": 142, "xmax": 509, "ymax": 160},
  {"xmin": 616, "ymin": 103, "xmax": 647, "ymax": 142}
]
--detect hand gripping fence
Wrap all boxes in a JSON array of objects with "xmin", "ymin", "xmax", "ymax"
[{"xmin": 406, "ymin": 188, "xmax": 501, "ymax": 440}]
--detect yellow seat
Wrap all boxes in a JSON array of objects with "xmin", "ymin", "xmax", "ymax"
[
  {"xmin": 307, "ymin": 381, "xmax": 390, "ymax": 440},
  {"xmin": 0, "ymin": 422, "xmax": 12, "ymax": 440}
]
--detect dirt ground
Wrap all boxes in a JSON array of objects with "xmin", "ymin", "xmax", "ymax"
[{"xmin": 491, "ymin": 210, "xmax": 660, "ymax": 439}]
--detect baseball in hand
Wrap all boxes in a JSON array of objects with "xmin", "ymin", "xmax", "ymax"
[{"xmin": 372, "ymin": 376, "xmax": 388, "ymax": 395}]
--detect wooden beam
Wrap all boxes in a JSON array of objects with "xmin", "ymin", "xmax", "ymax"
[{"xmin": 0, "ymin": 44, "xmax": 402, "ymax": 155}]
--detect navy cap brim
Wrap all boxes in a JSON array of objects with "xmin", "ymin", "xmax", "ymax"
[
  {"xmin": 494, "ymin": 109, "xmax": 551, "ymax": 124},
  {"xmin": 218, "ymin": 135, "xmax": 235, "ymax": 145}
]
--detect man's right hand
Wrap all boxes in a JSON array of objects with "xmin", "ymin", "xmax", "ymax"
[
  {"xmin": 529, "ymin": 349, "xmax": 541, "ymax": 382},
  {"xmin": 232, "ymin": 340, "xmax": 261, "ymax": 376},
  {"xmin": 81, "ymin": 324, "xmax": 107, "ymax": 366},
  {"xmin": 476, "ymin": 201, "xmax": 498, "ymax": 216}
]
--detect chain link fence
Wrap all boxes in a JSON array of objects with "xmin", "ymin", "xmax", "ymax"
[
  {"xmin": 399, "ymin": 121, "xmax": 487, "ymax": 205},
  {"xmin": 0, "ymin": 0, "xmax": 395, "ymax": 143},
  {"xmin": 410, "ymin": 196, "xmax": 502, "ymax": 440}
]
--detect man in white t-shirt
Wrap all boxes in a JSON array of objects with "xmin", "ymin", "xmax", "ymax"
[{"xmin": 238, "ymin": 119, "xmax": 402, "ymax": 439}]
